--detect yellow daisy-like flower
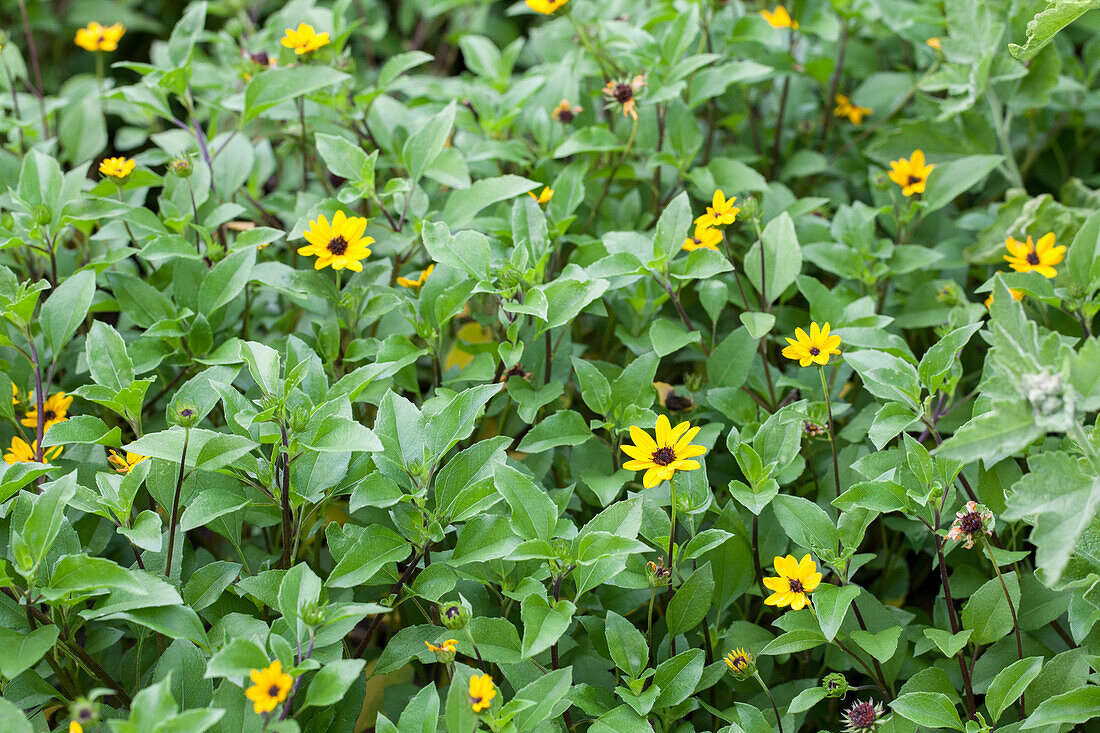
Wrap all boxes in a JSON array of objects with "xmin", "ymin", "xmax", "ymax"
[
  {"xmin": 397, "ymin": 264, "xmax": 434, "ymax": 290},
  {"xmin": 529, "ymin": 187, "xmax": 554, "ymax": 205},
  {"xmin": 1004, "ymin": 233, "xmax": 1064, "ymax": 279},
  {"xmin": 694, "ymin": 190, "xmax": 740, "ymax": 228},
  {"xmin": 99, "ymin": 157, "xmax": 136, "ymax": 181},
  {"xmin": 469, "ymin": 673, "xmax": 497, "ymax": 713},
  {"xmin": 552, "ymin": 99, "xmax": 582, "ymax": 123},
  {"xmin": 782, "ymin": 322, "xmax": 841, "ymax": 367},
  {"xmin": 22, "ymin": 392, "xmax": 73, "ymax": 431},
  {"xmin": 760, "ymin": 6, "xmax": 798, "ymax": 29},
  {"xmin": 620, "ymin": 415, "xmax": 707, "ymax": 489},
  {"xmin": 763, "ymin": 554, "xmax": 822, "ymax": 610},
  {"xmin": 526, "ymin": 0, "xmax": 569, "ymax": 13},
  {"xmin": 926, "ymin": 37, "xmax": 942, "ymax": 50},
  {"xmin": 683, "ymin": 223, "xmax": 722, "ymax": 252},
  {"xmin": 12, "ymin": 383, "xmax": 19, "ymax": 405},
  {"xmin": 107, "ymin": 450, "xmax": 149, "ymax": 474},
  {"xmin": 887, "ymin": 150, "xmax": 934, "ymax": 197},
  {"xmin": 245, "ymin": 660, "xmax": 293, "ymax": 715},
  {"xmin": 74, "ymin": 22, "xmax": 125, "ymax": 52},
  {"xmin": 297, "ymin": 211, "xmax": 373, "ymax": 272},
  {"xmin": 4, "ymin": 437, "xmax": 62, "ymax": 465},
  {"xmin": 723, "ymin": 647, "xmax": 753, "ymax": 673},
  {"xmin": 425, "ymin": 639, "xmax": 457, "ymax": 653},
  {"xmin": 281, "ymin": 23, "xmax": 330, "ymax": 55},
  {"xmin": 833, "ymin": 95, "xmax": 872, "ymax": 125}
]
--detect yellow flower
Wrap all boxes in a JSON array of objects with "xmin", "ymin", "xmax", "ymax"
[
  {"xmin": 99, "ymin": 157, "xmax": 136, "ymax": 180},
  {"xmin": 887, "ymin": 150, "xmax": 934, "ymax": 197},
  {"xmin": 469, "ymin": 673, "xmax": 497, "ymax": 713},
  {"xmin": 425, "ymin": 639, "xmax": 457, "ymax": 653},
  {"xmin": 603, "ymin": 75, "xmax": 647, "ymax": 120},
  {"xmin": 1004, "ymin": 233, "xmax": 1064, "ymax": 279},
  {"xmin": 761, "ymin": 6, "xmax": 798, "ymax": 29},
  {"xmin": 682, "ymin": 223, "xmax": 723, "ymax": 252},
  {"xmin": 22, "ymin": 392, "xmax": 73, "ymax": 431},
  {"xmin": 723, "ymin": 647, "xmax": 753, "ymax": 673},
  {"xmin": 4, "ymin": 437, "xmax": 62, "ymax": 465},
  {"xmin": 70, "ymin": 723, "xmax": 83, "ymax": 733},
  {"xmin": 397, "ymin": 264, "xmax": 434, "ymax": 289},
  {"xmin": 763, "ymin": 554, "xmax": 822, "ymax": 610},
  {"xmin": 529, "ymin": 187, "xmax": 554, "ymax": 205},
  {"xmin": 833, "ymin": 95, "xmax": 872, "ymax": 125},
  {"xmin": 245, "ymin": 660, "xmax": 293, "ymax": 715},
  {"xmin": 620, "ymin": 415, "xmax": 707, "ymax": 489},
  {"xmin": 74, "ymin": 22, "xmax": 125, "ymax": 52},
  {"xmin": 552, "ymin": 99, "xmax": 582, "ymax": 123},
  {"xmin": 526, "ymin": 0, "xmax": 569, "ymax": 13},
  {"xmin": 107, "ymin": 450, "xmax": 148, "ymax": 474},
  {"xmin": 281, "ymin": 23, "xmax": 330, "ymax": 55},
  {"xmin": 444, "ymin": 322, "xmax": 493, "ymax": 371},
  {"xmin": 926, "ymin": 37, "xmax": 942, "ymax": 50},
  {"xmin": 782, "ymin": 322, "xmax": 841, "ymax": 367},
  {"xmin": 297, "ymin": 211, "xmax": 373, "ymax": 272},
  {"xmin": 694, "ymin": 190, "xmax": 740, "ymax": 228},
  {"xmin": 12, "ymin": 383, "xmax": 18, "ymax": 405}
]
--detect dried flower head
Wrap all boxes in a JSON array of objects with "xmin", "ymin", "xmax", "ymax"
[
  {"xmin": 842, "ymin": 699, "xmax": 887, "ymax": 732},
  {"xmin": 603, "ymin": 75, "xmax": 647, "ymax": 120},
  {"xmin": 645, "ymin": 557, "xmax": 672, "ymax": 587},
  {"xmin": 552, "ymin": 99, "xmax": 583, "ymax": 123},
  {"xmin": 946, "ymin": 501, "xmax": 994, "ymax": 549}
]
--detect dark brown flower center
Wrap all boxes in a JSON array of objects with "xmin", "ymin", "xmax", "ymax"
[
  {"xmin": 959, "ymin": 512, "xmax": 982, "ymax": 533},
  {"xmin": 470, "ymin": 695, "xmax": 482, "ymax": 704},
  {"xmin": 651, "ymin": 446, "xmax": 676, "ymax": 466},
  {"xmin": 907, "ymin": 174, "xmax": 922, "ymax": 186},
  {"xmin": 327, "ymin": 236, "xmax": 349, "ymax": 255},
  {"xmin": 613, "ymin": 83, "xmax": 633, "ymax": 103},
  {"xmin": 731, "ymin": 655, "xmax": 747, "ymax": 668},
  {"xmin": 43, "ymin": 410, "xmax": 56, "ymax": 421},
  {"xmin": 1026, "ymin": 251, "xmax": 1040, "ymax": 265},
  {"xmin": 788, "ymin": 579, "xmax": 805, "ymax": 593},
  {"xmin": 848, "ymin": 702, "xmax": 877, "ymax": 726},
  {"xmin": 268, "ymin": 684, "xmax": 281, "ymax": 697},
  {"xmin": 808, "ymin": 346, "xmax": 820, "ymax": 356},
  {"xmin": 665, "ymin": 394, "xmax": 693, "ymax": 412},
  {"xmin": 558, "ymin": 109, "xmax": 575, "ymax": 123}
]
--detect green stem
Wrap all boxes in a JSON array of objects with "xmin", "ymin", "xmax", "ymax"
[
  {"xmin": 818, "ymin": 366, "xmax": 842, "ymax": 507},
  {"xmin": 983, "ymin": 537, "xmax": 1025, "ymax": 716},
  {"xmin": 752, "ymin": 671, "xmax": 785, "ymax": 733},
  {"xmin": 667, "ymin": 481, "xmax": 677, "ymax": 658}
]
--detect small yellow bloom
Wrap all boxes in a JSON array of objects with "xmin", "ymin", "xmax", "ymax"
[
  {"xmin": 469, "ymin": 673, "xmax": 497, "ymax": 713},
  {"xmin": 70, "ymin": 723, "xmax": 83, "ymax": 733},
  {"xmin": 782, "ymin": 322, "xmax": 841, "ymax": 367},
  {"xmin": 763, "ymin": 554, "xmax": 822, "ymax": 610},
  {"xmin": 723, "ymin": 647, "xmax": 753, "ymax": 673},
  {"xmin": 760, "ymin": 6, "xmax": 798, "ymax": 29},
  {"xmin": 297, "ymin": 211, "xmax": 373, "ymax": 272},
  {"xmin": 529, "ymin": 187, "xmax": 554, "ymax": 205},
  {"xmin": 552, "ymin": 99, "xmax": 582, "ymax": 123},
  {"xmin": 74, "ymin": 22, "xmax": 125, "ymax": 52},
  {"xmin": 926, "ymin": 37, "xmax": 942, "ymax": 50},
  {"xmin": 526, "ymin": 0, "xmax": 569, "ymax": 13},
  {"xmin": 620, "ymin": 415, "xmax": 707, "ymax": 489},
  {"xmin": 281, "ymin": 23, "xmax": 330, "ymax": 55},
  {"xmin": 682, "ymin": 223, "xmax": 722, "ymax": 252},
  {"xmin": 4, "ymin": 437, "xmax": 62, "ymax": 465},
  {"xmin": 603, "ymin": 76, "xmax": 647, "ymax": 120},
  {"xmin": 425, "ymin": 639, "xmax": 457, "ymax": 653},
  {"xmin": 99, "ymin": 157, "xmax": 136, "ymax": 180},
  {"xmin": 245, "ymin": 660, "xmax": 293, "ymax": 715},
  {"xmin": 22, "ymin": 392, "xmax": 73, "ymax": 431},
  {"xmin": 397, "ymin": 264, "xmax": 435, "ymax": 289},
  {"xmin": 887, "ymin": 150, "xmax": 934, "ymax": 197},
  {"xmin": 833, "ymin": 95, "xmax": 872, "ymax": 125},
  {"xmin": 107, "ymin": 450, "xmax": 149, "ymax": 474},
  {"xmin": 12, "ymin": 383, "xmax": 18, "ymax": 405},
  {"xmin": 694, "ymin": 190, "xmax": 740, "ymax": 228},
  {"xmin": 1004, "ymin": 233, "xmax": 1064, "ymax": 279}
]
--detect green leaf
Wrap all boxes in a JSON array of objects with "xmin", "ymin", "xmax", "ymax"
[
  {"xmin": 653, "ymin": 191, "xmax": 693, "ymax": 262},
  {"xmin": 442, "ymin": 175, "xmax": 538, "ymax": 227},
  {"xmin": 759, "ymin": 629, "xmax": 827, "ymax": 655},
  {"xmin": 812, "ymin": 584, "xmax": 861, "ymax": 641},
  {"xmin": 303, "ymin": 659, "xmax": 367, "ymax": 708},
  {"xmin": 204, "ymin": 638, "xmax": 269, "ymax": 679},
  {"xmin": 986, "ymin": 656, "xmax": 1042, "ymax": 724},
  {"xmin": 1021, "ymin": 685, "xmax": 1100, "ymax": 728},
  {"xmin": 315, "ymin": 133, "xmax": 377, "ymax": 192},
  {"xmin": 889, "ymin": 691, "xmax": 964, "ymax": 730},
  {"xmin": 787, "ymin": 686, "xmax": 828, "ymax": 714},
  {"xmin": 493, "ymin": 464, "xmax": 557, "ymax": 542},
  {"xmin": 512, "ymin": 667, "xmax": 572, "ymax": 733},
  {"xmin": 243, "ymin": 66, "xmax": 351, "ymax": 123},
  {"xmin": 850, "ymin": 626, "xmax": 902, "ymax": 662},
  {"xmin": 450, "ymin": 514, "xmax": 520, "ymax": 565},
  {"xmin": 41, "ymin": 415, "xmax": 121, "ymax": 448},
  {"xmin": 771, "ymin": 494, "xmax": 838, "ymax": 555},
  {"xmin": 744, "ymin": 212, "xmax": 801, "ymax": 306},
  {"xmin": 41, "ymin": 269, "xmax": 95, "ymax": 358},
  {"xmin": 422, "ymin": 222, "xmax": 490, "ymax": 282},
  {"xmin": 707, "ymin": 327, "xmax": 756, "ymax": 390},
  {"xmin": 935, "ymin": 399, "xmax": 1042, "ymax": 467},
  {"xmin": 0, "ymin": 698, "xmax": 32, "ymax": 733},
  {"xmin": 739, "ymin": 312, "xmax": 775, "ymax": 340},
  {"xmin": 652, "ymin": 648, "xmax": 704, "ymax": 708},
  {"xmin": 922, "ymin": 155, "xmax": 1004, "ymax": 213},
  {"xmin": 326, "ymin": 523, "xmax": 411, "ymax": 588},
  {"xmin": 85, "ymin": 321, "xmax": 134, "ymax": 392},
  {"xmin": 0, "ymin": 625, "xmax": 59, "ymax": 679},
  {"xmin": 517, "ymin": 410, "xmax": 593, "ymax": 453},
  {"xmin": 1009, "ymin": 0, "xmax": 1100, "ymax": 60},
  {"xmin": 402, "ymin": 101, "xmax": 456, "ymax": 183},
  {"xmin": 649, "ymin": 318, "xmax": 701, "ymax": 356},
  {"xmin": 922, "ymin": 628, "xmax": 971, "ymax": 659},
  {"xmin": 520, "ymin": 593, "xmax": 575, "ymax": 658},
  {"xmin": 605, "ymin": 610, "xmax": 648, "ymax": 678},
  {"xmin": 961, "ymin": 571, "xmax": 1020, "ymax": 645},
  {"xmin": 199, "ymin": 247, "xmax": 255, "ymax": 315},
  {"xmin": 666, "ymin": 562, "xmax": 714, "ymax": 636}
]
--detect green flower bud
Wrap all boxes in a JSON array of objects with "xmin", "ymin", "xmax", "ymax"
[
  {"xmin": 170, "ymin": 402, "xmax": 200, "ymax": 428},
  {"xmin": 682, "ymin": 372, "xmax": 704, "ymax": 393},
  {"xmin": 301, "ymin": 600, "xmax": 328, "ymax": 627},
  {"xmin": 34, "ymin": 204, "xmax": 52, "ymax": 226},
  {"xmin": 723, "ymin": 647, "xmax": 756, "ymax": 681},
  {"xmin": 289, "ymin": 405, "xmax": 311, "ymax": 433},
  {"xmin": 822, "ymin": 672, "xmax": 848, "ymax": 698},
  {"xmin": 439, "ymin": 600, "xmax": 470, "ymax": 630},
  {"xmin": 69, "ymin": 698, "xmax": 98, "ymax": 726},
  {"xmin": 169, "ymin": 156, "xmax": 194, "ymax": 178}
]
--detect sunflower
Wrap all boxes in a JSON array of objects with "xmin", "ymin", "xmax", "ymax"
[
  {"xmin": 551, "ymin": 99, "xmax": 582, "ymax": 123},
  {"xmin": 1003, "ymin": 233, "xmax": 1064, "ymax": 279},
  {"xmin": 22, "ymin": 392, "xmax": 73, "ymax": 431},
  {"xmin": 107, "ymin": 450, "xmax": 149, "ymax": 474},
  {"xmin": 682, "ymin": 223, "xmax": 723, "ymax": 252},
  {"xmin": 397, "ymin": 264, "xmax": 434, "ymax": 289},
  {"xmin": 526, "ymin": 0, "xmax": 569, "ymax": 13},
  {"xmin": 469, "ymin": 673, "xmax": 497, "ymax": 712},
  {"xmin": 694, "ymin": 190, "xmax": 740, "ymax": 228},
  {"xmin": 281, "ymin": 23, "xmax": 330, "ymax": 55},
  {"xmin": 603, "ymin": 75, "xmax": 647, "ymax": 120},
  {"xmin": 763, "ymin": 554, "xmax": 822, "ymax": 610},
  {"xmin": 782, "ymin": 322, "xmax": 842, "ymax": 367},
  {"xmin": 833, "ymin": 95, "xmax": 872, "ymax": 125},
  {"xmin": 4, "ymin": 437, "xmax": 62, "ymax": 465},
  {"xmin": 74, "ymin": 22, "xmax": 125, "ymax": 52},
  {"xmin": 245, "ymin": 660, "xmax": 293, "ymax": 715},
  {"xmin": 297, "ymin": 211, "xmax": 373, "ymax": 272},
  {"xmin": 620, "ymin": 415, "xmax": 707, "ymax": 489},
  {"xmin": 529, "ymin": 187, "xmax": 553, "ymax": 205},
  {"xmin": 887, "ymin": 150, "xmax": 934, "ymax": 197},
  {"xmin": 99, "ymin": 157, "xmax": 136, "ymax": 180},
  {"xmin": 760, "ymin": 6, "xmax": 798, "ymax": 29}
]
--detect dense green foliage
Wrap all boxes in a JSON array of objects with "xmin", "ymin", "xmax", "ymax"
[{"xmin": 2, "ymin": 0, "xmax": 1100, "ymax": 731}]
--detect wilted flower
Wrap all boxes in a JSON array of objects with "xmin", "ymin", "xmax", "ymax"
[
  {"xmin": 822, "ymin": 672, "xmax": 849, "ymax": 698},
  {"xmin": 529, "ymin": 187, "xmax": 553, "ymax": 205},
  {"xmin": 74, "ymin": 22, "xmax": 125, "ymax": 52},
  {"xmin": 723, "ymin": 647, "xmax": 756, "ymax": 680},
  {"xmin": 603, "ymin": 75, "xmax": 647, "ymax": 120},
  {"xmin": 645, "ymin": 557, "xmax": 672, "ymax": 587},
  {"xmin": 425, "ymin": 639, "xmax": 458, "ymax": 664},
  {"xmin": 469, "ymin": 673, "xmax": 497, "ymax": 712},
  {"xmin": 842, "ymin": 699, "xmax": 887, "ymax": 732},
  {"xmin": 1004, "ymin": 233, "xmax": 1064, "ymax": 279},
  {"xmin": 834, "ymin": 95, "xmax": 872, "ymax": 125},
  {"xmin": 946, "ymin": 501, "xmax": 994, "ymax": 549},
  {"xmin": 887, "ymin": 150, "xmax": 934, "ymax": 197},
  {"xmin": 245, "ymin": 660, "xmax": 293, "ymax": 714},
  {"xmin": 763, "ymin": 554, "xmax": 822, "ymax": 610},
  {"xmin": 760, "ymin": 6, "xmax": 798, "ymax": 29},
  {"xmin": 682, "ymin": 223, "xmax": 722, "ymax": 252},
  {"xmin": 803, "ymin": 421, "xmax": 828, "ymax": 438},
  {"xmin": 499, "ymin": 364, "xmax": 533, "ymax": 383},
  {"xmin": 99, "ymin": 157, "xmax": 136, "ymax": 181},
  {"xmin": 281, "ymin": 23, "xmax": 330, "ymax": 54},
  {"xmin": 22, "ymin": 391, "xmax": 72, "ymax": 431},
  {"xmin": 298, "ymin": 211, "xmax": 373, "ymax": 272},
  {"xmin": 552, "ymin": 99, "xmax": 582, "ymax": 123},
  {"xmin": 107, "ymin": 450, "xmax": 148, "ymax": 474},
  {"xmin": 620, "ymin": 415, "xmax": 707, "ymax": 489},
  {"xmin": 655, "ymin": 382, "xmax": 694, "ymax": 412},
  {"xmin": 397, "ymin": 264, "xmax": 434, "ymax": 289},
  {"xmin": 782, "ymin": 322, "xmax": 842, "ymax": 367}
]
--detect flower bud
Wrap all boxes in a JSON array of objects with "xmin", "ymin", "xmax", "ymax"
[
  {"xmin": 1020, "ymin": 370, "xmax": 1076, "ymax": 433},
  {"xmin": 169, "ymin": 156, "xmax": 194, "ymax": 178},
  {"xmin": 723, "ymin": 647, "xmax": 756, "ymax": 680},
  {"xmin": 34, "ymin": 204, "xmax": 52, "ymax": 226},
  {"xmin": 645, "ymin": 557, "xmax": 671, "ymax": 588},
  {"xmin": 289, "ymin": 405, "xmax": 311, "ymax": 433},
  {"xmin": 300, "ymin": 600, "xmax": 328, "ymax": 627},
  {"xmin": 440, "ymin": 600, "xmax": 470, "ymax": 630},
  {"xmin": 69, "ymin": 698, "xmax": 97, "ymax": 726},
  {"xmin": 170, "ymin": 402, "xmax": 200, "ymax": 428},
  {"xmin": 822, "ymin": 672, "xmax": 848, "ymax": 698},
  {"xmin": 683, "ymin": 372, "xmax": 704, "ymax": 393}
]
